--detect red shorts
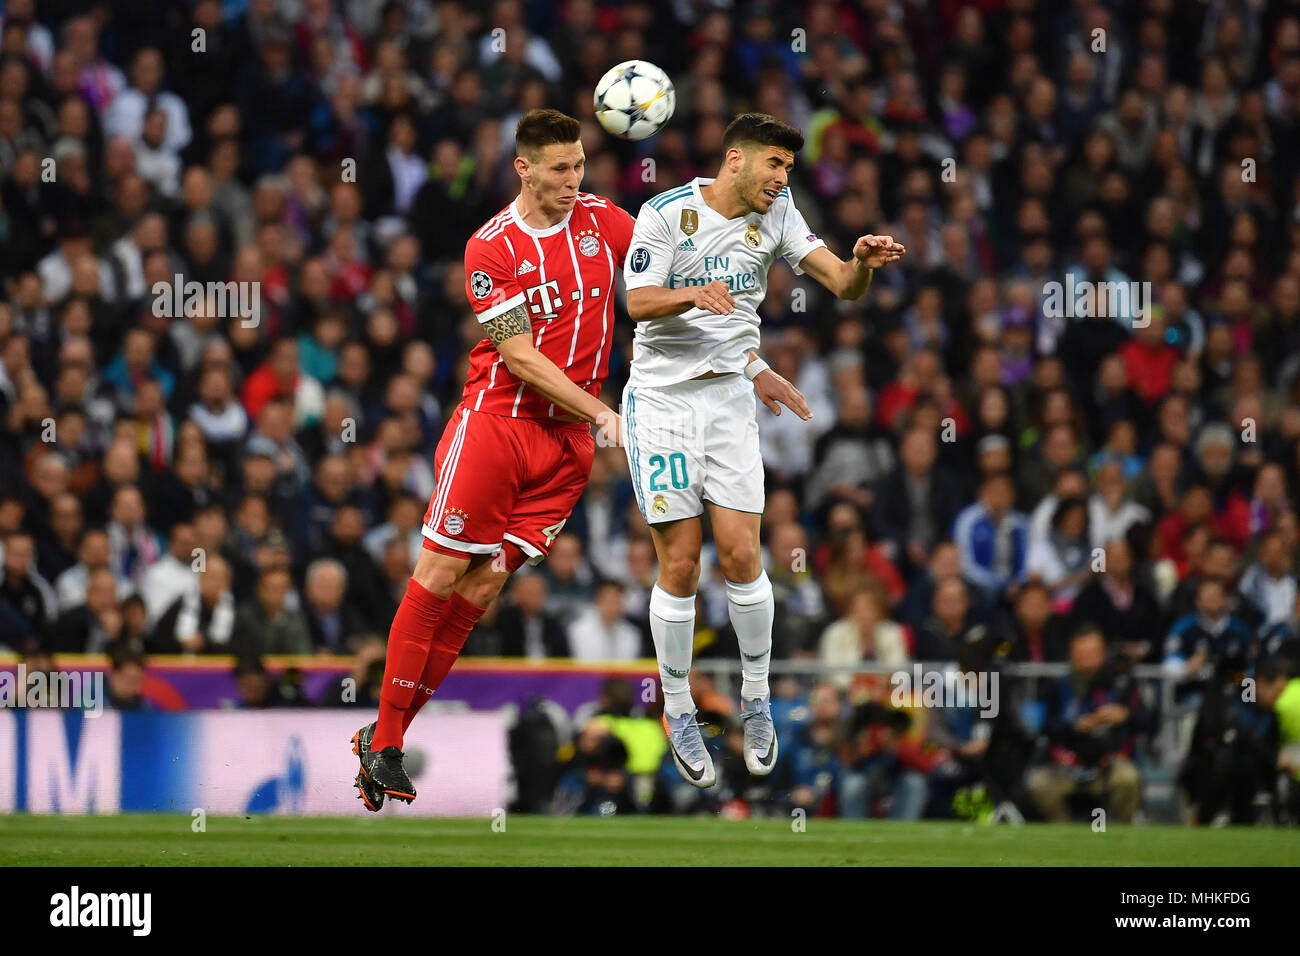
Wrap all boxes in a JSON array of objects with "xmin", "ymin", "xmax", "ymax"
[{"xmin": 421, "ymin": 405, "xmax": 595, "ymax": 568}]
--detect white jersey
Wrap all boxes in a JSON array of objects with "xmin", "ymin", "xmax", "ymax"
[{"xmin": 623, "ymin": 177, "xmax": 826, "ymax": 387}]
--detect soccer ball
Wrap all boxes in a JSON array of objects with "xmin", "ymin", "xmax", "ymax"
[{"xmin": 593, "ymin": 60, "xmax": 675, "ymax": 141}]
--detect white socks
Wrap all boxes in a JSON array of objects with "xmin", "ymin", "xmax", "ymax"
[
  {"xmin": 649, "ymin": 585, "xmax": 697, "ymax": 718},
  {"xmin": 727, "ymin": 570, "xmax": 774, "ymax": 701},
  {"xmin": 650, "ymin": 572, "xmax": 774, "ymax": 715}
]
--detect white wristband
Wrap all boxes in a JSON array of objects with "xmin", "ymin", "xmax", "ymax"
[{"xmin": 744, "ymin": 358, "xmax": 770, "ymax": 380}]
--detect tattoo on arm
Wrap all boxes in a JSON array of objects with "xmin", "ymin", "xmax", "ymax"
[{"xmin": 482, "ymin": 303, "xmax": 532, "ymax": 347}]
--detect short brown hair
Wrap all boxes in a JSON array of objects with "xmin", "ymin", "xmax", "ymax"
[
  {"xmin": 515, "ymin": 108, "xmax": 581, "ymax": 160},
  {"xmin": 722, "ymin": 112, "xmax": 805, "ymax": 155}
]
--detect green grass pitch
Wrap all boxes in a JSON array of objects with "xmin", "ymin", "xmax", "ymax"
[{"xmin": 3, "ymin": 815, "xmax": 1299, "ymax": 865}]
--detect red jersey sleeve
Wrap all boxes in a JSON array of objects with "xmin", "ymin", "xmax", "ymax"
[
  {"xmin": 464, "ymin": 236, "xmax": 525, "ymax": 324},
  {"xmin": 601, "ymin": 202, "xmax": 637, "ymax": 269}
]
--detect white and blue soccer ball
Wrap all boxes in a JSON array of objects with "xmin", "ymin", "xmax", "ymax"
[{"xmin": 593, "ymin": 60, "xmax": 675, "ymax": 141}]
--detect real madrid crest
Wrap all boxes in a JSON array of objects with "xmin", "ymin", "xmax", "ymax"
[
  {"xmin": 744, "ymin": 222, "xmax": 762, "ymax": 248},
  {"xmin": 576, "ymin": 227, "xmax": 602, "ymax": 257},
  {"xmin": 680, "ymin": 208, "xmax": 698, "ymax": 236},
  {"xmin": 443, "ymin": 507, "xmax": 469, "ymax": 536},
  {"xmin": 652, "ymin": 494, "xmax": 668, "ymax": 517}
]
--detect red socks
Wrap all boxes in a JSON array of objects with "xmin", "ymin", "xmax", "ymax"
[
  {"xmin": 371, "ymin": 579, "xmax": 449, "ymax": 751},
  {"xmin": 400, "ymin": 592, "xmax": 486, "ymax": 732}
]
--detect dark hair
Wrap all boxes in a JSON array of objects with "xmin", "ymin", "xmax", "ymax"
[
  {"xmin": 515, "ymin": 108, "xmax": 581, "ymax": 160},
  {"xmin": 234, "ymin": 656, "xmax": 267, "ymax": 678},
  {"xmin": 110, "ymin": 645, "xmax": 146, "ymax": 671},
  {"xmin": 982, "ymin": 470, "xmax": 1015, "ymax": 489},
  {"xmin": 1051, "ymin": 495, "xmax": 1088, "ymax": 528},
  {"xmin": 722, "ymin": 112, "xmax": 805, "ymax": 155},
  {"xmin": 1070, "ymin": 621, "xmax": 1105, "ymax": 643},
  {"xmin": 1256, "ymin": 657, "xmax": 1289, "ymax": 684},
  {"xmin": 1017, "ymin": 579, "xmax": 1051, "ymax": 599}
]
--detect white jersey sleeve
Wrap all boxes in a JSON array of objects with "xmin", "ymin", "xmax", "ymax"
[
  {"xmin": 774, "ymin": 193, "xmax": 827, "ymax": 275},
  {"xmin": 623, "ymin": 204, "xmax": 677, "ymax": 291}
]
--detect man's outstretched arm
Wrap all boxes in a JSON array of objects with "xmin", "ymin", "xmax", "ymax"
[
  {"xmin": 796, "ymin": 235, "xmax": 906, "ymax": 300},
  {"xmin": 484, "ymin": 304, "xmax": 618, "ymax": 435}
]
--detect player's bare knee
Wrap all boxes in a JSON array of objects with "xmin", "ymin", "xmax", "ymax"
[
  {"xmin": 718, "ymin": 545, "xmax": 761, "ymax": 584},
  {"xmin": 412, "ymin": 549, "xmax": 460, "ymax": 598},
  {"xmin": 454, "ymin": 554, "xmax": 511, "ymax": 608},
  {"xmin": 659, "ymin": 555, "xmax": 700, "ymax": 594},
  {"xmin": 461, "ymin": 575, "xmax": 507, "ymax": 609}
]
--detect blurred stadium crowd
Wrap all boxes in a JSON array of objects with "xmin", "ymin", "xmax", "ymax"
[{"xmin": 2, "ymin": 0, "xmax": 1300, "ymax": 823}]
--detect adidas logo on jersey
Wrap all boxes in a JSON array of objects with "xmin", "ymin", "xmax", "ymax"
[
  {"xmin": 517, "ymin": 259, "xmax": 537, "ymax": 276},
  {"xmin": 678, "ymin": 238, "xmax": 696, "ymax": 251}
]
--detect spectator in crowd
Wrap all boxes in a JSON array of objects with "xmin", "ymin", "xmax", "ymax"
[
  {"xmin": 819, "ymin": 583, "xmax": 908, "ymax": 687},
  {"xmin": 302, "ymin": 556, "xmax": 366, "ymax": 653},
  {"xmin": 765, "ymin": 520, "xmax": 828, "ymax": 657},
  {"xmin": 873, "ymin": 427, "xmax": 964, "ymax": 577},
  {"xmin": 104, "ymin": 46, "xmax": 191, "ymax": 155},
  {"xmin": 552, "ymin": 719, "xmax": 638, "ymax": 816},
  {"xmin": 541, "ymin": 532, "xmax": 594, "ymax": 626},
  {"xmin": 33, "ymin": 488, "xmax": 82, "ymax": 584},
  {"xmin": 483, "ymin": 572, "xmax": 569, "ymax": 659},
  {"xmin": 105, "ymin": 484, "xmax": 162, "ymax": 588},
  {"xmin": 953, "ymin": 471, "xmax": 1030, "ymax": 604},
  {"xmin": 805, "ymin": 383, "xmax": 893, "ymax": 519},
  {"xmin": 781, "ymin": 682, "xmax": 845, "ymax": 816},
  {"xmin": 362, "ymin": 493, "xmax": 424, "ymax": 570},
  {"xmin": 1238, "ymin": 530, "xmax": 1299, "ymax": 637},
  {"xmin": 914, "ymin": 576, "xmax": 986, "ymax": 661},
  {"xmin": 1183, "ymin": 656, "xmax": 1291, "ymax": 825},
  {"xmin": 1025, "ymin": 495, "xmax": 1092, "ymax": 605},
  {"xmin": 567, "ymin": 578, "xmax": 641, "ymax": 662},
  {"xmin": 838, "ymin": 701, "xmax": 928, "ymax": 821},
  {"xmin": 1164, "ymin": 577, "xmax": 1257, "ymax": 702},
  {"xmin": 53, "ymin": 528, "xmax": 128, "ymax": 612},
  {"xmin": 52, "ymin": 566, "xmax": 123, "ymax": 654},
  {"xmin": 1003, "ymin": 580, "xmax": 1070, "ymax": 663},
  {"xmin": 150, "ymin": 552, "xmax": 235, "ymax": 654},
  {"xmin": 0, "ymin": 530, "xmax": 55, "ymax": 641},
  {"xmin": 139, "ymin": 521, "xmax": 198, "ymax": 628},
  {"xmin": 587, "ymin": 678, "xmax": 669, "ymax": 808},
  {"xmin": 321, "ymin": 634, "xmax": 387, "ymax": 707},
  {"xmin": 1027, "ymin": 625, "xmax": 1148, "ymax": 823},
  {"xmin": 105, "ymin": 646, "xmax": 149, "ymax": 710},
  {"xmin": 233, "ymin": 566, "xmax": 311, "ymax": 657},
  {"xmin": 233, "ymin": 656, "xmax": 278, "ymax": 709},
  {"xmin": 1087, "ymin": 459, "xmax": 1152, "ymax": 550},
  {"xmin": 1170, "ymin": 535, "xmax": 1241, "ymax": 621},
  {"xmin": 322, "ymin": 502, "xmax": 393, "ymax": 628},
  {"xmin": 1069, "ymin": 536, "xmax": 1164, "ymax": 662},
  {"xmin": 898, "ymin": 540, "xmax": 964, "ymax": 628}
]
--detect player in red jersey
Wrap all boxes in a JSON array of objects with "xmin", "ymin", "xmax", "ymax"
[{"xmin": 351, "ymin": 109, "xmax": 635, "ymax": 808}]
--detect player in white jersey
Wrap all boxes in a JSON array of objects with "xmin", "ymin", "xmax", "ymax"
[{"xmin": 621, "ymin": 113, "xmax": 905, "ymax": 787}]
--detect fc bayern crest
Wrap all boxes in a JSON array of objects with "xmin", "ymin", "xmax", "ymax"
[
  {"xmin": 469, "ymin": 270, "xmax": 493, "ymax": 299},
  {"xmin": 576, "ymin": 228, "xmax": 602, "ymax": 258},
  {"xmin": 443, "ymin": 508, "xmax": 467, "ymax": 536}
]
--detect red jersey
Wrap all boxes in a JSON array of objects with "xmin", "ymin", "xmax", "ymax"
[{"xmin": 462, "ymin": 193, "xmax": 635, "ymax": 418}]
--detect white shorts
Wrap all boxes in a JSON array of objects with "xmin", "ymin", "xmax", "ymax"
[{"xmin": 621, "ymin": 373, "xmax": 764, "ymax": 524}]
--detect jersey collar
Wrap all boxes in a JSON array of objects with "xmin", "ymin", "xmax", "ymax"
[
  {"xmin": 692, "ymin": 177, "xmax": 751, "ymax": 223},
  {"xmin": 510, "ymin": 196, "xmax": 574, "ymax": 237}
]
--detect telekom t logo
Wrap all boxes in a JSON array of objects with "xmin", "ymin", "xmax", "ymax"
[{"xmin": 524, "ymin": 280, "xmax": 562, "ymax": 316}]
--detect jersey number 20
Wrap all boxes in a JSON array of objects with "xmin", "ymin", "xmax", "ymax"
[{"xmin": 649, "ymin": 453, "xmax": 689, "ymax": 491}]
